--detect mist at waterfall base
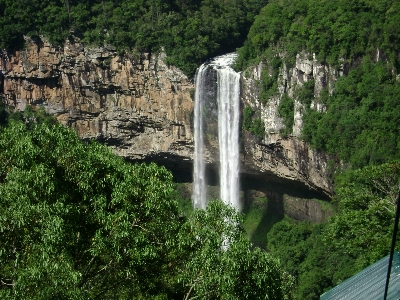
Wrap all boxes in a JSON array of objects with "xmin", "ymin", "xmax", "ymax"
[{"xmin": 192, "ymin": 53, "xmax": 241, "ymax": 211}]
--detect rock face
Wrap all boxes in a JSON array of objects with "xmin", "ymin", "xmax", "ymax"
[
  {"xmin": 0, "ymin": 37, "xmax": 337, "ymax": 198},
  {"xmin": 0, "ymin": 36, "xmax": 194, "ymax": 169},
  {"xmin": 241, "ymin": 52, "xmax": 342, "ymax": 197}
]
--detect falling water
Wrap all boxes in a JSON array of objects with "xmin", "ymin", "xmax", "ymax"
[
  {"xmin": 216, "ymin": 56, "xmax": 240, "ymax": 210},
  {"xmin": 192, "ymin": 53, "xmax": 240, "ymax": 211},
  {"xmin": 192, "ymin": 64, "xmax": 207, "ymax": 210}
]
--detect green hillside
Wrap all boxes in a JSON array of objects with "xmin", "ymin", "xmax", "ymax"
[
  {"xmin": 1, "ymin": 0, "xmax": 400, "ymax": 298},
  {"xmin": 235, "ymin": 1, "xmax": 400, "ymax": 298},
  {"xmin": 0, "ymin": 0, "xmax": 268, "ymax": 76}
]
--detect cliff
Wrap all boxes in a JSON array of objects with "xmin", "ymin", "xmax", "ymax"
[
  {"xmin": 0, "ymin": 37, "xmax": 336, "ymax": 197},
  {"xmin": 241, "ymin": 52, "xmax": 342, "ymax": 197},
  {"xmin": 0, "ymin": 36, "xmax": 194, "ymax": 165}
]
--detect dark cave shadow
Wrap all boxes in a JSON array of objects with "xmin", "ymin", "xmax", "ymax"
[
  {"xmin": 241, "ymin": 175, "xmax": 328, "ymax": 249},
  {"xmin": 252, "ymin": 195, "xmax": 284, "ymax": 249},
  {"xmin": 242, "ymin": 186, "xmax": 284, "ymax": 249}
]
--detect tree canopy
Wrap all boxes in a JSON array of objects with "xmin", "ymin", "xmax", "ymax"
[
  {"xmin": 0, "ymin": 108, "xmax": 292, "ymax": 299},
  {"xmin": 236, "ymin": 0, "xmax": 400, "ymax": 169},
  {"xmin": 236, "ymin": 0, "xmax": 400, "ymax": 70},
  {"xmin": 0, "ymin": 0, "xmax": 268, "ymax": 76},
  {"xmin": 301, "ymin": 57, "xmax": 400, "ymax": 167},
  {"xmin": 266, "ymin": 161, "xmax": 400, "ymax": 299}
]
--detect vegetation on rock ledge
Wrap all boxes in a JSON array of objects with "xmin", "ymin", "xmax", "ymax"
[
  {"xmin": 0, "ymin": 0, "xmax": 268, "ymax": 77},
  {"xmin": 242, "ymin": 105, "xmax": 265, "ymax": 140}
]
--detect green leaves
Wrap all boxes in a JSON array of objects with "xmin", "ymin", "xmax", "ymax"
[
  {"xmin": 0, "ymin": 117, "xmax": 180, "ymax": 298},
  {"xmin": 239, "ymin": 0, "xmax": 400, "ymax": 68},
  {"xmin": 242, "ymin": 106, "xmax": 265, "ymax": 139},
  {"xmin": 300, "ymin": 58, "xmax": 400, "ymax": 167},
  {"xmin": 267, "ymin": 219, "xmax": 355, "ymax": 300},
  {"xmin": 278, "ymin": 94, "xmax": 294, "ymax": 137},
  {"xmin": 0, "ymin": 112, "xmax": 290, "ymax": 299},
  {"xmin": 177, "ymin": 200, "xmax": 292, "ymax": 299},
  {"xmin": 0, "ymin": 0, "xmax": 271, "ymax": 76},
  {"xmin": 327, "ymin": 162, "xmax": 400, "ymax": 269}
]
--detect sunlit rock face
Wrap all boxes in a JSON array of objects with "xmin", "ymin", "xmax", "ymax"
[
  {"xmin": 0, "ymin": 37, "xmax": 336, "ymax": 199},
  {"xmin": 240, "ymin": 51, "xmax": 344, "ymax": 197},
  {"xmin": 0, "ymin": 36, "xmax": 194, "ymax": 169}
]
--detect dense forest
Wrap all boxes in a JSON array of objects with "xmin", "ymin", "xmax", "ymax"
[
  {"xmin": 235, "ymin": 0, "xmax": 400, "ymax": 298},
  {"xmin": 0, "ymin": 106, "xmax": 293, "ymax": 299},
  {"xmin": 236, "ymin": 0, "xmax": 400, "ymax": 168},
  {"xmin": 0, "ymin": 0, "xmax": 267, "ymax": 76},
  {"xmin": 1, "ymin": 0, "xmax": 400, "ymax": 299}
]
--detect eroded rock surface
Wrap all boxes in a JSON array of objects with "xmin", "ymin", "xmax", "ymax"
[
  {"xmin": 1, "ymin": 38, "xmax": 336, "ymax": 198},
  {"xmin": 0, "ymin": 36, "xmax": 194, "ymax": 165},
  {"xmin": 241, "ymin": 52, "xmax": 343, "ymax": 197}
]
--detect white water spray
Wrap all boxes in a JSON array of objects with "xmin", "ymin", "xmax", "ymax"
[
  {"xmin": 192, "ymin": 53, "xmax": 240, "ymax": 210},
  {"xmin": 192, "ymin": 64, "xmax": 207, "ymax": 210}
]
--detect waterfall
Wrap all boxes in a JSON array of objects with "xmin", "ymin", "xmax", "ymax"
[
  {"xmin": 192, "ymin": 53, "xmax": 240, "ymax": 210},
  {"xmin": 216, "ymin": 59, "xmax": 240, "ymax": 210},
  {"xmin": 192, "ymin": 64, "xmax": 207, "ymax": 210}
]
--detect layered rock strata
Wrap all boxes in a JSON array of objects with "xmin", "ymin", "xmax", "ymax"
[
  {"xmin": 0, "ymin": 38, "xmax": 337, "ymax": 197},
  {"xmin": 0, "ymin": 37, "xmax": 194, "ymax": 168},
  {"xmin": 241, "ymin": 52, "xmax": 342, "ymax": 197}
]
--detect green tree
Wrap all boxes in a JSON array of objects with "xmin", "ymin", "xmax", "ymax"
[
  {"xmin": 326, "ymin": 162, "xmax": 400, "ymax": 269},
  {"xmin": 0, "ymin": 113, "xmax": 292, "ymax": 299},
  {"xmin": 0, "ymin": 119, "xmax": 183, "ymax": 298},
  {"xmin": 268, "ymin": 219, "xmax": 355, "ymax": 300},
  {"xmin": 178, "ymin": 200, "xmax": 294, "ymax": 300}
]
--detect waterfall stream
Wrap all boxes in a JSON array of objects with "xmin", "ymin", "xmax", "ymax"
[
  {"xmin": 192, "ymin": 53, "xmax": 240, "ymax": 210},
  {"xmin": 192, "ymin": 63, "xmax": 207, "ymax": 210}
]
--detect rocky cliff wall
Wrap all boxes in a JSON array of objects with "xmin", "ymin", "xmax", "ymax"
[
  {"xmin": 0, "ymin": 36, "xmax": 194, "ymax": 168},
  {"xmin": 0, "ymin": 37, "xmax": 336, "ymax": 197},
  {"xmin": 241, "ymin": 52, "xmax": 342, "ymax": 197}
]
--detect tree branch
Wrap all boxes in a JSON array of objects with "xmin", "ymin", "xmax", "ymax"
[{"xmin": 1, "ymin": 279, "xmax": 15, "ymax": 286}]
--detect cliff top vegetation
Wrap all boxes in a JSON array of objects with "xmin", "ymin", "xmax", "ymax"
[
  {"xmin": 235, "ymin": 0, "xmax": 400, "ymax": 71},
  {"xmin": 0, "ymin": 0, "xmax": 268, "ymax": 76},
  {"xmin": 234, "ymin": 1, "xmax": 400, "ymax": 298},
  {"xmin": 237, "ymin": 0, "xmax": 400, "ymax": 169}
]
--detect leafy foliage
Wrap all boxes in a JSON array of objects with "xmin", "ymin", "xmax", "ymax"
[
  {"xmin": 258, "ymin": 57, "xmax": 282, "ymax": 103},
  {"xmin": 229, "ymin": 11, "xmax": 399, "ymax": 296},
  {"xmin": 242, "ymin": 106, "xmax": 265, "ymax": 140},
  {"xmin": 302, "ymin": 58, "xmax": 400, "ymax": 167},
  {"xmin": 278, "ymin": 94, "xmax": 294, "ymax": 137},
  {"xmin": 0, "ymin": 108, "xmax": 292, "ymax": 299},
  {"xmin": 236, "ymin": 0, "xmax": 400, "ymax": 71},
  {"xmin": 178, "ymin": 200, "xmax": 294, "ymax": 300},
  {"xmin": 0, "ymin": 118, "xmax": 182, "ymax": 298},
  {"xmin": 326, "ymin": 162, "xmax": 400, "ymax": 269},
  {"xmin": 268, "ymin": 219, "xmax": 355, "ymax": 300},
  {"xmin": 0, "ymin": 0, "xmax": 269, "ymax": 76},
  {"xmin": 267, "ymin": 161, "xmax": 400, "ymax": 299}
]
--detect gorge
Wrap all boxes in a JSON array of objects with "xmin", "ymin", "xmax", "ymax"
[
  {"xmin": 0, "ymin": 36, "xmax": 334, "ymax": 223},
  {"xmin": 1, "ymin": 1, "xmax": 399, "ymax": 297}
]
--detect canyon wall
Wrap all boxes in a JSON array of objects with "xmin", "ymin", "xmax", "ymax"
[
  {"xmin": 0, "ymin": 37, "xmax": 337, "ymax": 197},
  {"xmin": 241, "ymin": 52, "xmax": 342, "ymax": 197},
  {"xmin": 0, "ymin": 36, "xmax": 194, "ymax": 169}
]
